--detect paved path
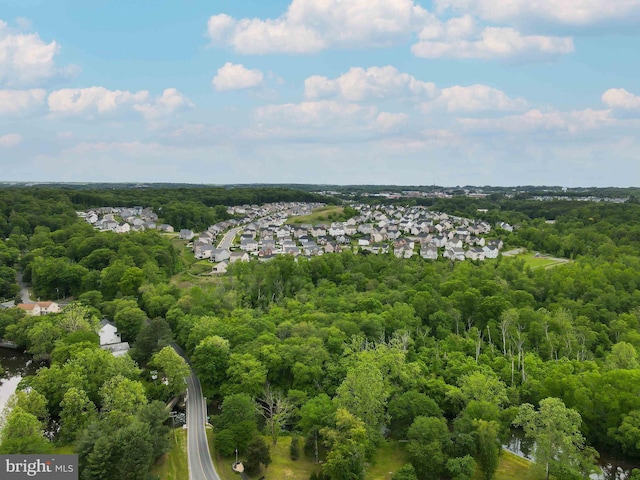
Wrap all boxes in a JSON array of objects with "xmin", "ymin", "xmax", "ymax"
[
  {"xmin": 217, "ymin": 226, "xmax": 242, "ymax": 250},
  {"xmin": 172, "ymin": 344, "xmax": 220, "ymax": 480}
]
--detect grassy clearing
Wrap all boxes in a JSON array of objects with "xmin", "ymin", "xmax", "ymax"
[
  {"xmin": 475, "ymin": 450, "xmax": 549, "ymax": 480},
  {"xmin": 287, "ymin": 206, "xmax": 345, "ymax": 225},
  {"xmin": 507, "ymin": 251, "xmax": 571, "ymax": 270},
  {"xmin": 151, "ymin": 428, "xmax": 189, "ymax": 480},
  {"xmin": 366, "ymin": 441, "xmax": 409, "ymax": 480}
]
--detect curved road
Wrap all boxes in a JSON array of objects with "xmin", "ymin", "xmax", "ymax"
[
  {"xmin": 217, "ymin": 226, "xmax": 242, "ymax": 250},
  {"xmin": 172, "ymin": 344, "xmax": 220, "ymax": 480}
]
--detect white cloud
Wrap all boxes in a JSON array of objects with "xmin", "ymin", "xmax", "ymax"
[
  {"xmin": 0, "ymin": 88, "xmax": 46, "ymax": 115},
  {"xmin": 133, "ymin": 88, "xmax": 194, "ymax": 120},
  {"xmin": 47, "ymin": 87, "xmax": 192, "ymax": 120},
  {"xmin": 0, "ymin": 133, "xmax": 22, "ymax": 147},
  {"xmin": 0, "ymin": 19, "xmax": 73, "ymax": 87},
  {"xmin": 423, "ymin": 84, "xmax": 528, "ymax": 112},
  {"xmin": 375, "ymin": 112, "xmax": 409, "ymax": 131},
  {"xmin": 48, "ymin": 87, "xmax": 149, "ymax": 117},
  {"xmin": 254, "ymin": 100, "xmax": 377, "ymax": 128},
  {"xmin": 207, "ymin": 0, "xmax": 431, "ymax": 54},
  {"xmin": 305, "ymin": 66, "xmax": 437, "ymax": 101},
  {"xmin": 212, "ymin": 63, "xmax": 264, "ymax": 91},
  {"xmin": 412, "ymin": 23, "xmax": 574, "ymax": 60},
  {"xmin": 459, "ymin": 108, "xmax": 614, "ymax": 133},
  {"xmin": 434, "ymin": 0, "xmax": 640, "ymax": 27},
  {"xmin": 602, "ymin": 88, "xmax": 640, "ymax": 110}
]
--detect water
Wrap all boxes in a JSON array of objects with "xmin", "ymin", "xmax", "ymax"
[
  {"xmin": 0, "ymin": 347, "xmax": 37, "ymax": 413},
  {"xmin": 504, "ymin": 429, "xmax": 640, "ymax": 480}
]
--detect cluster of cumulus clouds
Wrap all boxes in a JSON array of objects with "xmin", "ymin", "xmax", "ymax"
[
  {"xmin": 0, "ymin": 19, "xmax": 193, "ymax": 148},
  {"xmin": 2, "ymin": 0, "xmax": 640, "ymax": 154}
]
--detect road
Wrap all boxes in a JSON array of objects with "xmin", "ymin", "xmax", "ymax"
[
  {"xmin": 16, "ymin": 272, "xmax": 35, "ymax": 304},
  {"xmin": 217, "ymin": 226, "xmax": 242, "ymax": 250},
  {"xmin": 172, "ymin": 344, "xmax": 220, "ymax": 480}
]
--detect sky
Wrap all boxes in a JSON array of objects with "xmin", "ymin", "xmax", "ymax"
[{"xmin": 1, "ymin": 0, "xmax": 640, "ymax": 186}]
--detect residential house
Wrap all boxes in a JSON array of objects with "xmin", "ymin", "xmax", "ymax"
[
  {"xmin": 158, "ymin": 224, "xmax": 174, "ymax": 233},
  {"xmin": 466, "ymin": 247, "xmax": 486, "ymax": 261},
  {"xmin": 444, "ymin": 247, "xmax": 466, "ymax": 261},
  {"xmin": 212, "ymin": 261, "xmax": 229, "ymax": 274},
  {"xmin": 420, "ymin": 246, "xmax": 439, "ymax": 260},
  {"xmin": 179, "ymin": 229, "xmax": 195, "ymax": 240},
  {"xmin": 240, "ymin": 238, "xmax": 258, "ymax": 252},
  {"xmin": 98, "ymin": 319, "xmax": 130, "ymax": 357},
  {"xmin": 17, "ymin": 301, "xmax": 60, "ymax": 316},
  {"xmin": 483, "ymin": 245, "xmax": 499, "ymax": 259},
  {"xmin": 229, "ymin": 251, "xmax": 250, "ymax": 263},
  {"xmin": 210, "ymin": 249, "xmax": 231, "ymax": 263}
]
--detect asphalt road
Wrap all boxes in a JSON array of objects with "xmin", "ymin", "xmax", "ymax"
[
  {"xmin": 172, "ymin": 344, "xmax": 220, "ymax": 480},
  {"xmin": 16, "ymin": 272, "xmax": 35, "ymax": 304},
  {"xmin": 217, "ymin": 226, "xmax": 242, "ymax": 250}
]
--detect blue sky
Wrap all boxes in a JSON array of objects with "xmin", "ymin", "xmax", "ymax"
[{"xmin": 1, "ymin": 0, "xmax": 640, "ymax": 186}]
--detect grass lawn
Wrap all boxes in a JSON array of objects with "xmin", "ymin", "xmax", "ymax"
[
  {"xmin": 287, "ymin": 206, "xmax": 345, "ymax": 225},
  {"xmin": 52, "ymin": 444, "xmax": 75, "ymax": 454},
  {"xmin": 151, "ymin": 428, "xmax": 189, "ymax": 480},
  {"xmin": 210, "ymin": 434, "xmax": 321, "ymax": 480},
  {"xmin": 366, "ymin": 441, "xmax": 409, "ymax": 480},
  {"xmin": 477, "ymin": 450, "xmax": 549, "ymax": 480},
  {"xmin": 513, "ymin": 252, "xmax": 570, "ymax": 270}
]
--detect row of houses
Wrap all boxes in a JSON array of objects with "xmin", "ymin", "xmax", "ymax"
[
  {"xmin": 78, "ymin": 206, "xmax": 174, "ymax": 234},
  {"xmin": 187, "ymin": 203, "xmax": 507, "ymax": 266}
]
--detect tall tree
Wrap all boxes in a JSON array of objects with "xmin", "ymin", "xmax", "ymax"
[
  {"xmin": 334, "ymin": 360, "xmax": 388, "ymax": 441},
  {"xmin": 257, "ymin": 383, "xmax": 293, "ymax": 445},
  {"xmin": 407, "ymin": 416, "xmax": 452, "ymax": 480},
  {"xmin": 514, "ymin": 397, "xmax": 593, "ymax": 480}
]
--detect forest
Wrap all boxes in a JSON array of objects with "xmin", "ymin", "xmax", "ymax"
[{"xmin": 1, "ymin": 186, "xmax": 640, "ymax": 480}]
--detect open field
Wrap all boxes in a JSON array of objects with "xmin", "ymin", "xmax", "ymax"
[
  {"xmin": 287, "ymin": 206, "xmax": 345, "ymax": 225},
  {"xmin": 517, "ymin": 252, "xmax": 571, "ymax": 270},
  {"xmin": 366, "ymin": 441, "xmax": 410, "ymax": 480},
  {"xmin": 151, "ymin": 428, "xmax": 189, "ymax": 480}
]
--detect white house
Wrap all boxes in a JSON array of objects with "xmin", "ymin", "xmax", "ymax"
[{"xmin": 98, "ymin": 320, "xmax": 130, "ymax": 357}]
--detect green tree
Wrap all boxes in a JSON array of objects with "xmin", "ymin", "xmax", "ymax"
[
  {"xmin": 388, "ymin": 390, "xmax": 442, "ymax": 439},
  {"xmin": 605, "ymin": 341, "xmax": 639, "ymax": 370},
  {"xmin": 613, "ymin": 410, "xmax": 640, "ymax": 456},
  {"xmin": 447, "ymin": 455, "xmax": 476, "ymax": 480},
  {"xmin": 458, "ymin": 371, "xmax": 508, "ymax": 406},
  {"xmin": 0, "ymin": 407, "xmax": 51, "ymax": 454},
  {"xmin": 407, "ymin": 416, "xmax": 451, "ymax": 480},
  {"xmin": 392, "ymin": 464, "xmax": 418, "ymax": 480},
  {"xmin": 514, "ymin": 397, "xmax": 592, "ymax": 480},
  {"xmin": 192, "ymin": 335, "xmax": 230, "ymax": 396},
  {"xmin": 148, "ymin": 346, "xmax": 190, "ymax": 400},
  {"xmin": 59, "ymin": 387, "xmax": 97, "ymax": 443},
  {"xmin": 321, "ymin": 408, "xmax": 369, "ymax": 480},
  {"xmin": 475, "ymin": 420, "xmax": 500, "ymax": 480},
  {"xmin": 100, "ymin": 375, "xmax": 148, "ymax": 418},
  {"xmin": 244, "ymin": 436, "xmax": 272, "ymax": 476},
  {"xmin": 223, "ymin": 353, "xmax": 267, "ymax": 397},
  {"xmin": 298, "ymin": 393, "xmax": 336, "ymax": 463},
  {"xmin": 334, "ymin": 360, "xmax": 388, "ymax": 441},
  {"xmin": 114, "ymin": 306, "xmax": 147, "ymax": 342},
  {"xmin": 131, "ymin": 317, "xmax": 173, "ymax": 365}
]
